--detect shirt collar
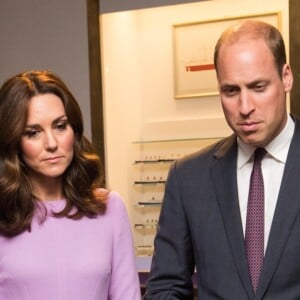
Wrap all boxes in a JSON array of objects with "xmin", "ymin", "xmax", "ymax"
[{"xmin": 237, "ymin": 115, "xmax": 294, "ymax": 168}]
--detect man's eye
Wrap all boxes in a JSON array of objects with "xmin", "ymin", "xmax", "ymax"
[
  {"xmin": 254, "ymin": 84, "xmax": 266, "ymax": 92},
  {"xmin": 221, "ymin": 86, "xmax": 239, "ymax": 97}
]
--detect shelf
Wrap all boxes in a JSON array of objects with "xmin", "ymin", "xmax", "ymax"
[
  {"xmin": 134, "ymin": 158, "xmax": 175, "ymax": 164},
  {"xmin": 134, "ymin": 160, "xmax": 158, "ymax": 164},
  {"xmin": 136, "ymin": 201, "xmax": 162, "ymax": 207},
  {"xmin": 132, "ymin": 136, "xmax": 224, "ymax": 144},
  {"xmin": 134, "ymin": 180, "xmax": 166, "ymax": 185}
]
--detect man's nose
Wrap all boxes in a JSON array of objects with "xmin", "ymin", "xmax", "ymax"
[{"xmin": 239, "ymin": 91, "xmax": 255, "ymax": 116}]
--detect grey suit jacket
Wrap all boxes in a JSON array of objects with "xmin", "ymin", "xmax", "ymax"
[{"xmin": 144, "ymin": 118, "xmax": 300, "ymax": 299}]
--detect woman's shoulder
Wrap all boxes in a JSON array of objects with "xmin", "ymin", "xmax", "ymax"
[
  {"xmin": 106, "ymin": 191, "xmax": 126, "ymax": 211},
  {"xmin": 93, "ymin": 188, "xmax": 125, "ymax": 210}
]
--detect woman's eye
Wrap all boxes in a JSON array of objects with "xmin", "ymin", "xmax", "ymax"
[
  {"xmin": 55, "ymin": 121, "xmax": 68, "ymax": 131},
  {"xmin": 23, "ymin": 129, "xmax": 39, "ymax": 138}
]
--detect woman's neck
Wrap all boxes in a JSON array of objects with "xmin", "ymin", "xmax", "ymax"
[{"xmin": 30, "ymin": 174, "xmax": 64, "ymax": 201}]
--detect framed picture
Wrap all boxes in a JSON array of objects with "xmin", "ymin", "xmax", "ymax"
[{"xmin": 173, "ymin": 12, "xmax": 281, "ymax": 99}]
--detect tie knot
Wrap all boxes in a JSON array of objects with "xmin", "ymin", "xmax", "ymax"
[{"xmin": 254, "ymin": 148, "xmax": 266, "ymax": 163}]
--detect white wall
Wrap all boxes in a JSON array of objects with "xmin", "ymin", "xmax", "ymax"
[{"xmin": 101, "ymin": 0, "xmax": 289, "ymax": 210}]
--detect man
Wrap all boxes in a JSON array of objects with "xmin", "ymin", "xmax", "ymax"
[{"xmin": 144, "ymin": 20, "xmax": 298, "ymax": 299}]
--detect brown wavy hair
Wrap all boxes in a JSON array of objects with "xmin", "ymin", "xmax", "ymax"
[{"xmin": 0, "ymin": 70, "xmax": 107, "ymax": 236}]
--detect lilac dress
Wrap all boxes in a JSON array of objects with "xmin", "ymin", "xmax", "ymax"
[{"xmin": 0, "ymin": 192, "xmax": 141, "ymax": 300}]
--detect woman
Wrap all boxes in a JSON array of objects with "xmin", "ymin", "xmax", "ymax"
[{"xmin": 0, "ymin": 70, "xmax": 141, "ymax": 300}]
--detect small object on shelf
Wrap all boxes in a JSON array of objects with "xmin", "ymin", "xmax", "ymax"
[
  {"xmin": 136, "ymin": 245, "xmax": 154, "ymax": 256},
  {"xmin": 135, "ymin": 218, "xmax": 158, "ymax": 230},
  {"xmin": 134, "ymin": 176, "xmax": 166, "ymax": 185},
  {"xmin": 134, "ymin": 223, "xmax": 157, "ymax": 230}
]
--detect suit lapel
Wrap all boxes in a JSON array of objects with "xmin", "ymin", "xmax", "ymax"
[
  {"xmin": 255, "ymin": 120, "xmax": 300, "ymax": 299},
  {"xmin": 211, "ymin": 136, "xmax": 254, "ymax": 299}
]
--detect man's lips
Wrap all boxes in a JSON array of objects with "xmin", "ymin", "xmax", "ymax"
[{"xmin": 239, "ymin": 121, "xmax": 261, "ymax": 132}]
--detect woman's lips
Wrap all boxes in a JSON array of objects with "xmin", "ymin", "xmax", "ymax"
[{"xmin": 43, "ymin": 156, "xmax": 63, "ymax": 163}]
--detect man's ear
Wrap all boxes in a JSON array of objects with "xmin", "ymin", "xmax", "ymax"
[{"xmin": 282, "ymin": 63, "xmax": 293, "ymax": 92}]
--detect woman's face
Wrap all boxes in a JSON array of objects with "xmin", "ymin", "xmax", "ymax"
[{"xmin": 20, "ymin": 93, "xmax": 75, "ymax": 182}]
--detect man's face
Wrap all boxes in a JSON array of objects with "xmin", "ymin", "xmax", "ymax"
[{"xmin": 216, "ymin": 38, "xmax": 293, "ymax": 147}]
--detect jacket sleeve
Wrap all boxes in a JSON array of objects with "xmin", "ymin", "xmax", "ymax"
[
  {"xmin": 108, "ymin": 193, "xmax": 141, "ymax": 300},
  {"xmin": 144, "ymin": 162, "xmax": 195, "ymax": 299}
]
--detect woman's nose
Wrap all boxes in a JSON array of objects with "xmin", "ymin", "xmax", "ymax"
[{"xmin": 44, "ymin": 131, "xmax": 58, "ymax": 151}]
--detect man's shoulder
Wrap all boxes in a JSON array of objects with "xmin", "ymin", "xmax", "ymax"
[{"xmin": 176, "ymin": 135, "xmax": 235, "ymax": 167}]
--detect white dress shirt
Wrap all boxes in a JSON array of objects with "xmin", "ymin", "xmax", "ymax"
[{"xmin": 237, "ymin": 115, "xmax": 295, "ymax": 252}]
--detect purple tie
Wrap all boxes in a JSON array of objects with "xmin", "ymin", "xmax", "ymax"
[{"xmin": 245, "ymin": 148, "xmax": 266, "ymax": 292}]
